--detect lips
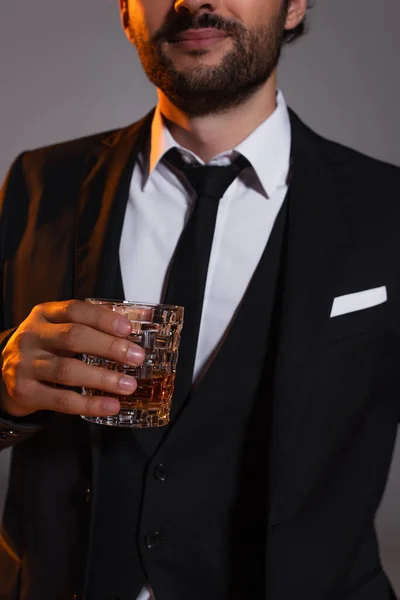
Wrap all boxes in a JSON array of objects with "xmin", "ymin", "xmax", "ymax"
[{"xmin": 170, "ymin": 29, "xmax": 228, "ymax": 42}]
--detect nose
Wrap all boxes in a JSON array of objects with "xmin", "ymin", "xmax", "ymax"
[{"xmin": 174, "ymin": 0, "xmax": 218, "ymax": 14}]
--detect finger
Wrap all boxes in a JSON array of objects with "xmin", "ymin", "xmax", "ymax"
[
  {"xmin": 33, "ymin": 355, "xmax": 138, "ymax": 396},
  {"xmin": 40, "ymin": 323, "xmax": 144, "ymax": 366},
  {"xmin": 37, "ymin": 299, "xmax": 134, "ymax": 337},
  {"xmin": 3, "ymin": 379, "xmax": 121, "ymax": 418}
]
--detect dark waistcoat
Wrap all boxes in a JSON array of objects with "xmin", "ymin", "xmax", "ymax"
[{"xmin": 85, "ymin": 192, "xmax": 290, "ymax": 600}]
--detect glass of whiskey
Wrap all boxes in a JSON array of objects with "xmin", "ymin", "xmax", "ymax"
[{"xmin": 80, "ymin": 298, "xmax": 184, "ymax": 428}]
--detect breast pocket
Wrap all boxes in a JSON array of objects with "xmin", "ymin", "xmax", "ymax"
[{"xmin": 325, "ymin": 301, "xmax": 390, "ymax": 344}]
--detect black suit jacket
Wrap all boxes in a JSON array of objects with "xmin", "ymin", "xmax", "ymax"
[{"xmin": 0, "ymin": 109, "xmax": 399, "ymax": 599}]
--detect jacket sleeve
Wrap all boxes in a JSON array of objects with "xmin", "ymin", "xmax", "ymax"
[{"xmin": 0, "ymin": 155, "xmax": 54, "ymax": 451}]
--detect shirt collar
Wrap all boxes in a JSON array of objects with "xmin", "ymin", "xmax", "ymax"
[{"xmin": 143, "ymin": 90, "xmax": 291, "ymax": 198}]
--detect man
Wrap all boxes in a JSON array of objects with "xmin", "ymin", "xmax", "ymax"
[{"xmin": 0, "ymin": 0, "xmax": 399, "ymax": 598}]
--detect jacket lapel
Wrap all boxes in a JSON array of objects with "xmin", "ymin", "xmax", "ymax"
[
  {"xmin": 75, "ymin": 110, "xmax": 156, "ymax": 596},
  {"xmin": 74, "ymin": 109, "xmax": 155, "ymax": 302},
  {"xmin": 267, "ymin": 111, "xmax": 356, "ymax": 525}
]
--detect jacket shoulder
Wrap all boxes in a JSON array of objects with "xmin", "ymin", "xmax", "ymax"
[
  {"xmin": 317, "ymin": 136, "xmax": 400, "ymax": 216},
  {"xmin": 289, "ymin": 109, "xmax": 400, "ymax": 180},
  {"xmin": 320, "ymin": 135, "xmax": 400, "ymax": 178},
  {"xmin": 320, "ymin": 138, "xmax": 400, "ymax": 211},
  {"xmin": 20, "ymin": 124, "xmax": 131, "ymax": 173},
  {"xmin": 18, "ymin": 110, "xmax": 153, "ymax": 177}
]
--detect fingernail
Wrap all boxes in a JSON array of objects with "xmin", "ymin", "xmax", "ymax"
[
  {"xmin": 114, "ymin": 319, "xmax": 132, "ymax": 335},
  {"xmin": 126, "ymin": 346, "xmax": 145, "ymax": 365},
  {"xmin": 119, "ymin": 375, "xmax": 137, "ymax": 392},
  {"xmin": 103, "ymin": 399, "xmax": 120, "ymax": 414}
]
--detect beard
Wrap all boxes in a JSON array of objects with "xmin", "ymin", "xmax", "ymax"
[{"xmin": 129, "ymin": 8, "xmax": 288, "ymax": 117}]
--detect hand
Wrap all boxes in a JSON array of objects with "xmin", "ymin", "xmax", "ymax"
[{"xmin": 0, "ymin": 300, "xmax": 145, "ymax": 418}]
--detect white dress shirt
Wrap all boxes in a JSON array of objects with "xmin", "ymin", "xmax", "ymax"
[{"xmin": 119, "ymin": 90, "xmax": 291, "ymax": 599}]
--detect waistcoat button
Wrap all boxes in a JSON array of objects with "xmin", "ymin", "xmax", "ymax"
[
  {"xmin": 145, "ymin": 531, "xmax": 163, "ymax": 548},
  {"xmin": 153, "ymin": 463, "xmax": 169, "ymax": 482}
]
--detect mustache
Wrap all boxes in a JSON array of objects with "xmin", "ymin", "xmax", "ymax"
[{"xmin": 152, "ymin": 12, "xmax": 245, "ymax": 44}]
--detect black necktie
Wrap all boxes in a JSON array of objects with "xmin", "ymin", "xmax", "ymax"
[{"xmin": 163, "ymin": 148, "xmax": 249, "ymax": 412}]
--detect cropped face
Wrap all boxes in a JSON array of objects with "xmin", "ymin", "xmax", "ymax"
[{"xmin": 119, "ymin": 0, "xmax": 306, "ymax": 116}]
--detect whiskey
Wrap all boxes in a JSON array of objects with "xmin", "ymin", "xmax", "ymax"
[
  {"xmin": 120, "ymin": 372, "xmax": 175, "ymax": 411},
  {"xmin": 82, "ymin": 369, "xmax": 176, "ymax": 427}
]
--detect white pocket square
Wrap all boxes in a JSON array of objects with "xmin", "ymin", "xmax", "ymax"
[{"xmin": 330, "ymin": 286, "xmax": 387, "ymax": 318}]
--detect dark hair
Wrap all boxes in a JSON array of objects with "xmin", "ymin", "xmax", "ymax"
[{"xmin": 282, "ymin": 1, "xmax": 312, "ymax": 44}]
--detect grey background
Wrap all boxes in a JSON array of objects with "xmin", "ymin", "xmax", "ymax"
[{"xmin": 0, "ymin": 0, "xmax": 399, "ymax": 592}]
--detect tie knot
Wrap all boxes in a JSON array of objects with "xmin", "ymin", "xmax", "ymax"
[{"xmin": 166, "ymin": 148, "xmax": 249, "ymax": 200}]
